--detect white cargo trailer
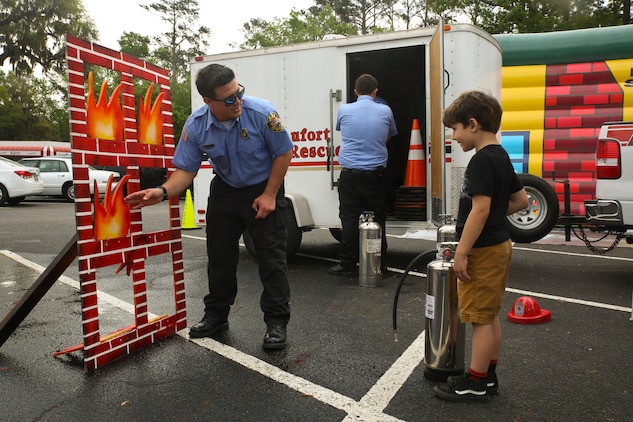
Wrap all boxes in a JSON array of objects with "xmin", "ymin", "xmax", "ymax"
[{"xmin": 190, "ymin": 24, "xmax": 503, "ymax": 255}]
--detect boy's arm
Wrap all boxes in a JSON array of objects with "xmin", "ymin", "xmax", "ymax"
[
  {"xmin": 507, "ymin": 188, "xmax": 529, "ymax": 215},
  {"xmin": 454, "ymin": 194, "xmax": 491, "ymax": 282}
]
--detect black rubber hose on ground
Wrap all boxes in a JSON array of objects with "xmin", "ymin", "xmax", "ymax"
[{"xmin": 392, "ymin": 249, "xmax": 437, "ymax": 342}]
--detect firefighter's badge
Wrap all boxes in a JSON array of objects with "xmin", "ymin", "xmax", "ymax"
[
  {"xmin": 266, "ymin": 112, "xmax": 284, "ymax": 132},
  {"xmin": 240, "ymin": 128, "xmax": 249, "ymax": 139}
]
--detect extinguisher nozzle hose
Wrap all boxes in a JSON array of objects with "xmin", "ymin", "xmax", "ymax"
[{"xmin": 392, "ymin": 249, "xmax": 437, "ymax": 341}]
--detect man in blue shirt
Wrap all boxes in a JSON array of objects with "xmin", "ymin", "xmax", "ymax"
[
  {"xmin": 329, "ymin": 74, "xmax": 398, "ymax": 277},
  {"xmin": 125, "ymin": 64, "xmax": 293, "ymax": 349}
]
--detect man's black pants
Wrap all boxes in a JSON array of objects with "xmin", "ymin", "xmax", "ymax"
[
  {"xmin": 337, "ymin": 168, "xmax": 388, "ymax": 269},
  {"xmin": 204, "ymin": 177, "xmax": 290, "ymax": 326}
]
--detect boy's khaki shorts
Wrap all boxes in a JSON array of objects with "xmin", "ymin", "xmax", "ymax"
[{"xmin": 457, "ymin": 239, "xmax": 512, "ymax": 324}]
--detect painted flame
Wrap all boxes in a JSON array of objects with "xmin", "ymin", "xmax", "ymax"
[
  {"xmin": 138, "ymin": 83, "xmax": 166, "ymax": 145},
  {"xmin": 86, "ymin": 72, "xmax": 124, "ymax": 140},
  {"xmin": 94, "ymin": 174, "xmax": 131, "ymax": 241}
]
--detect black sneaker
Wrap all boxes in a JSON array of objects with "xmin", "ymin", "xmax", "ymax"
[
  {"xmin": 486, "ymin": 372, "xmax": 499, "ymax": 396},
  {"xmin": 434, "ymin": 373, "xmax": 489, "ymax": 403}
]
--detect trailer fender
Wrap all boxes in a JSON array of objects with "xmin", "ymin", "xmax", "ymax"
[{"xmin": 285, "ymin": 193, "xmax": 314, "ymax": 228}]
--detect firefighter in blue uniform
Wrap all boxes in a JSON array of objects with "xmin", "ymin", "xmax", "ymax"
[{"xmin": 125, "ymin": 64, "xmax": 293, "ymax": 349}]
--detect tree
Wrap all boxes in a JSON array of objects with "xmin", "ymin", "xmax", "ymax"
[
  {"xmin": 394, "ymin": 0, "xmax": 422, "ymax": 29},
  {"xmin": 118, "ymin": 32, "xmax": 152, "ymax": 61},
  {"xmin": 0, "ymin": 0, "xmax": 97, "ymax": 75},
  {"xmin": 313, "ymin": 0, "xmax": 405, "ymax": 34},
  {"xmin": 0, "ymin": 71, "xmax": 67, "ymax": 140},
  {"xmin": 312, "ymin": 0, "xmax": 357, "ymax": 26},
  {"xmin": 169, "ymin": 75, "xmax": 191, "ymax": 141},
  {"xmin": 239, "ymin": 6, "xmax": 357, "ymax": 50},
  {"xmin": 460, "ymin": 0, "xmax": 628, "ymax": 34},
  {"xmin": 140, "ymin": 0, "xmax": 210, "ymax": 82},
  {"xmin": 0, "ymin": 0, "xmax": 96, "ymax": 142}
]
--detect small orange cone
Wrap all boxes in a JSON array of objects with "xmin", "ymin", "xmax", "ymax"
[
  {"xmin": 181, "ymin": 189, "xmax": 200, "ymax": 230},
  {"xmin": 507, "ymin": 296, "xmax": 551, "ymax": 324},
  {"xmin": 403, "ymin": 118, "xmax": 426, "ymax": 187}
]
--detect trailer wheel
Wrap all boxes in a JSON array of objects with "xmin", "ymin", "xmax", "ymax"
[
  {"xmin": 243, "ymin": 203, "xmax": 303, "ymax": 258},
  {"xmin": 506, "ymin": 174, "xmax": 559, "ymax": 243}
]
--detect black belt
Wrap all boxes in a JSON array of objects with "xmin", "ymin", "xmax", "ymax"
[{"xmin": 342, "ymin": 167, "xmax": 384, "ymax": 174}]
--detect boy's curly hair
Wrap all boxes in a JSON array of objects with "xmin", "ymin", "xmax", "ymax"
[{"xmin": 442, "ymin": 90, "xmax": 502, "ymax": 133}]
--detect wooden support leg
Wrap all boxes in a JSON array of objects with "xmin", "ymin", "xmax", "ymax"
[{"xmin": 0, "ymin": 234, "xmax": 78, "ymax": 348}]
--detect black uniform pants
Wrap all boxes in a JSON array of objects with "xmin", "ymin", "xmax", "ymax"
[
  {"xmin": 204, "ymin": 177, "xmax": 290, "ymax": 326},
  {"xmin": 337, "ymin": 168, "xmax": 388, "ymax": 268}
]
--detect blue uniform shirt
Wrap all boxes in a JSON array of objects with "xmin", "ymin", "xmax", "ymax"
[
  {"xmin": 173, "ymin": 96, "xmax": 293, "ymax": 188},
  {"xmin": 336, "ymin": 95, "xmax": 397, "ymax": 170}
]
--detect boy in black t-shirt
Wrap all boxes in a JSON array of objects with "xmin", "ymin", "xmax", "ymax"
[{"xmin": 434, "ymin": 91, "xmax": 528, "ymax": 403}]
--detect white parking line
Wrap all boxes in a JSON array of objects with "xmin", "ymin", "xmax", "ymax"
[
  {"xmin": 2, "ymin": 249, "xmax": 408, "ymax": 421},
  {"xmin": 513, "ymin": 245, "xmax": 633, "ymax": 261},
  {"xmin": 3, "ymin": 246, "xmax": 631, "ymax": 421},
  {"xmin": 507, "ymin": 287, "xmax": 631, "ymax": 313},
  {"xmin": 187, "ymin": 335, "xmax": 408, "ymax": 422},
  {"xmin": 344, "ymin": 332, "xmax": 425, "ymax": 421},
  {"xmin": 1, "ymin": 250, "xmax": 134, "ymax": 314}
]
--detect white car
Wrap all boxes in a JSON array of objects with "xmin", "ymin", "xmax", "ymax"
[
  {"xmin": 0, "ymin": 156, "xmax": 45, "ymax": 205},
  {"xmin": 19, "ymin": 156, "xmax": 120, "ymax": 202}
]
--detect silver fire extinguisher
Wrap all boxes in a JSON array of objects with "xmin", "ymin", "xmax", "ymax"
[
  {"xmin": 423, "ymin": 223, "xmax": 465, "ymax": 381},
  {"xmin": 359, "ymin": 211, "xmax": 382, "ymax": 287},
  {"xmin": 436, "ymin": 223, "xmax": 457, "ymax": 259}
]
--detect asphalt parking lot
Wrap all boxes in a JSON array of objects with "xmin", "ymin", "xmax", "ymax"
[{"xmin": 1, "ymin": 198, "xmax": 632, "ymax": 421}]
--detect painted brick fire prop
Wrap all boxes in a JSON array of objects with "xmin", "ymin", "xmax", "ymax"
[{"xmin": 62, "ymin": 35, "xmax": 186, "ymax": 371}]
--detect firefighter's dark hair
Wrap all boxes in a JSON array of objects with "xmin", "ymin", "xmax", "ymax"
[
  {"xmin": 195, "ymin": 64, "xmax": 236, "ymax": 99},
  {"xmin": 355, "ymin": 74, "xmax": 378, "ymax": 95}
]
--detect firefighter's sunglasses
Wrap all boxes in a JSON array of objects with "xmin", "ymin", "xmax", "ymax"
[{"xmin": 210, "ymin": 84, "xmax": 245, "ymax": 106}]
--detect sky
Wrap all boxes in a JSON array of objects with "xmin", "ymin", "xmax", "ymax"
[{"xmin": 84, "ymin": 0, "xmax": 316, "ymax": 54}]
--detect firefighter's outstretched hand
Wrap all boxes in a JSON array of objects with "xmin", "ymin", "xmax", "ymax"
[
  {"xmin": 453, "ymin": 252, "xmax": 471, "ymax": 282},
  {"xmin": 125, "ymin": 188, "xmax": 162, "ymax": 210},
  {"xmin": 252, "ymin": 193, "xmax": 276, "ymax": 219}
]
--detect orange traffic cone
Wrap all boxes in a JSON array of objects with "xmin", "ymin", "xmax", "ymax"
[
  {"xmin": 403, "ymin": 118, "xmax": 426, "ymax": 187},
  {"xmin": 181, "ymin": 189, "xmax": 200, "ymax": 230},
  {"xmin": 394, "ymin": 119, "xmax": 426, "ymax": 220}
]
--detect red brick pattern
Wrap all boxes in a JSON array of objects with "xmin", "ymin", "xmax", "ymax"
[
  {"xmin": 543, "ymin": 62, "xmax": 623, "ymax": 214},
  {"xmin": 65, "ymin": 35, "xmax": 186, "ymax": 372}
]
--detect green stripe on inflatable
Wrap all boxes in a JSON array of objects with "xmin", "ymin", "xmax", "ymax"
[{"xmin": 494, "ymin": 25, "xmax": 633, "ymax": 66}]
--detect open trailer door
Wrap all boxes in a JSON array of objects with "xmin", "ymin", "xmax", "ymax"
[{"xmin": 429, "ymin": 23, "xmax": 446, "ymax": 226}]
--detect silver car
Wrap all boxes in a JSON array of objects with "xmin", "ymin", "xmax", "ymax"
[
  {"xmin": 19, "ymin": 156, "xmax": 120, "ymax": 202},
  {"xmin": 0, "ymin": 156, "xmax": 45, "ymax": 205}
]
